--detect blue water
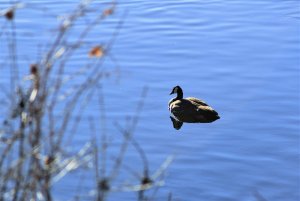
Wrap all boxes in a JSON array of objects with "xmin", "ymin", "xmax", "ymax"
[{"xmin": 1, "ymin": 0, "xmax": 299, "ymax": 200}]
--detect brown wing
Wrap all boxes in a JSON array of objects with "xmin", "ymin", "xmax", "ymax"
[
  {"xmin": 186, "ymin": 97, "xmax": 208, "ymax": 106},
  {"xmin": 170, "ymin": 99, "xmax": 202, "ymax": 123},
  {"xmin": 187, "ymin": 97, "xmax": 219, "ymax": 116}
]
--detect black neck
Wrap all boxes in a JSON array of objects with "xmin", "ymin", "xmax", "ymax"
[{"xmin": 176, "ymin": 88, "xmax": 183, "ymax": 100}]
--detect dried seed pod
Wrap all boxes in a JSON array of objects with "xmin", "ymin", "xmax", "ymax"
[
  {"xmin": 45, "ymin": 155, "xmax": 54, "ymax": 165},
  {"xmin": 19, "ymin": 99, "xmax": 25, "ymax": 109},
  {"xmin": 141, "ymin": 176, "xmax": 152, "ymax": 185},
  {"xmin": 98, "ymin": 179, "xmax": 110, "ymax": 191},
  {"xmin": 30, "ymin": 64, "xmax": 38, "ymax": 75}
]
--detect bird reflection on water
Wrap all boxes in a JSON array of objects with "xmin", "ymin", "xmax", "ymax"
[{"xmin": 170, "ymin": 116, "xmax": 184, "ymax": 130}]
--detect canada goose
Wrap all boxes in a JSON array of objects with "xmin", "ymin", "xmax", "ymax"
[{"xmin": 169, "ymin": 86, "xmax": 220, "ymax": 125}]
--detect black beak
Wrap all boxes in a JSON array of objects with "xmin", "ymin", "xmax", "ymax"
[{"xmin": 169, "ymin": 91, "xmax": 174, "ymax": 95}]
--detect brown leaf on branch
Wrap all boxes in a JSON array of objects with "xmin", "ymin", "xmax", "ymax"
[
  {"xmin": 89, "ymin": 46, "xmax": 104, "ymax": 58},
  {"xmin": 103, "ymin": 7, "xmax": 114, "ymax": 17},
  {"xmin": 5, "ymin": 9, "xmax": 14, "ymax": 20}
]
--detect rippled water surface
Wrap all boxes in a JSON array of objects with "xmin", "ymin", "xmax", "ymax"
[{"xmin": 1, "ymin": 0, "xmax": 299, "ymax": 200}]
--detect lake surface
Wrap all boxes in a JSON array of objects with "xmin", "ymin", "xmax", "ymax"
[{"xmin": 1, "ymin": 0, "xmax": 299, "ymax": 200}]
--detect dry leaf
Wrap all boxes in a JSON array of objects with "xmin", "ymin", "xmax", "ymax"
[
  {"xmin": 5, "ymin": 9, "xmax": 14, "ymax": 20},
  {"xmin": 89, "ymin": 46, "xmax": 104, "ymax": 58},
  {"xmin": 103, "ymin": 7, "xmax": 114, "ymax": 17}
]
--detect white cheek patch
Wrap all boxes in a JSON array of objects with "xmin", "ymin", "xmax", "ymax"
[{"xmin": 174, "ymin": 87, "xmax": 177, "ymax": 93}]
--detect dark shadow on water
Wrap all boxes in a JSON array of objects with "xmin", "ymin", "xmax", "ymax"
[{"xmin": 169, "ymin": 116, "xmax": 183, "ymax": 130}]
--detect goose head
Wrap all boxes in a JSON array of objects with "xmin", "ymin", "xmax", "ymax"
[{"xmin": 169, "ymin": 85, "xmax": 183, "ymax": 99}]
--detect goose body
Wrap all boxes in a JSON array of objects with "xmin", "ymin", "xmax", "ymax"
[{"xmin": 169, "ymin": 86, "xmax": 220, "ymax": 123}]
